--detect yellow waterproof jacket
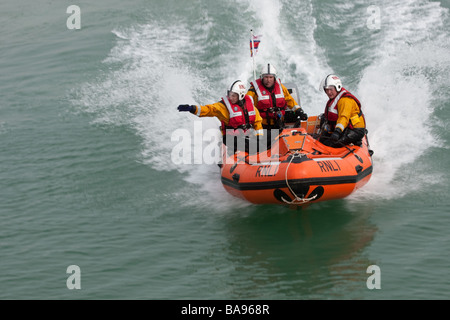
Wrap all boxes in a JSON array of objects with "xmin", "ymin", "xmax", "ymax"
[
  {"xmin": 247, "ymin": 82, "xmax": 300, "ymax": 126},
  {"xmin": 335, "ymin": 97, "xmax": 366, "ymax": 131},
  {"xmin": 192, "ymin": 100, "xmax": 263, "ymax": 135}
]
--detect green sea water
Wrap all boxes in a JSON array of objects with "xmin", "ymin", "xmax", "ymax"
[{"xmin": 1, "ymin": 0, "xmax": 450, "ymax": 300}]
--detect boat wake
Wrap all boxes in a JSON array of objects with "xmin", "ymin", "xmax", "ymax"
[{"xmin": 71, "ymin": 0, "xmax": 450, "ymax": 210}]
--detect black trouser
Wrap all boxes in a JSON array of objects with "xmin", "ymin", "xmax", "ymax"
[
  {"xmin": 262, "ymin": 125, "xmax": 283, "ymax": 150},
  {"xmin": 320, "ymin": 128, "xmax": 366, "ymax": 148},
  {"xmin": 223, "ymin": 135, "xmax": 260, "ymax": 156},
  {"xmin": 339, "ymin": 128, "xmax": 366, "ymax": 146}
]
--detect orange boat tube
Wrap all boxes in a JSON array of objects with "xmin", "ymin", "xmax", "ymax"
[{"xmin": 220, "ymin": 116, "xmax": 373, "ymax": 207}]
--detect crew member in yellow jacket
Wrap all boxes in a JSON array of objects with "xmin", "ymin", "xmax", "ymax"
[
  {"xmin": 178, "ymin": 80, "xmax": 263, "ymax": 155},
  {"xmin": 319, "ymin": 74, "xmax": 366, "ymax": 147},
  {"xmin": 246, "ymin": 63, "xmax": 308, "ymax": 129},
  {"xmin": 246, "ymin": 63, "xmax": 307, "ymax": 150}
]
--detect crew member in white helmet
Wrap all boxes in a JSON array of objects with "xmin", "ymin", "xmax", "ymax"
[
  {"xmin": 247, "ymin": 63, "xmax": 307, "ymax": 129},
  {"xmin": 247, "ymin": 63, "xmax": 307, "ymax": 150},
  {"xmin": 178, "ymin": 80, "xmax": 263, "ymax": 155},
  {"xmin": 319, "ymin": 74, "xmax": 366, "ymax": 147}
]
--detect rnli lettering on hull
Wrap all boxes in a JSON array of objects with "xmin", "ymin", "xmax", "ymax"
[
  {"xmin": 314, "ymin": 158, "xmax": 341, "ymax": 173},
  {"xmin": 255, "ymin": 164, "xmax": 279, "ymax": 177}
]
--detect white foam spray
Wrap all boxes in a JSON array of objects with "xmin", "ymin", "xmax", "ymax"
[
  {"xmin": 242, "ymin": 0, "xmax": 330, "ymax": 112},
  {"xmin": 350, "ymin": 0, "xmax": 450, "ymax": 200},
  {"xmin": 73, "ymin": 0, "xmax": 450, "ymax": 209},
  {"xmin": 73, "ymin": 20, "xmax": 252, "ymax": 210}
]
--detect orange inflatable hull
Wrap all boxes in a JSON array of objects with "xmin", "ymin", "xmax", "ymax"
[{"xmin": 220, "ymin": 116, "xmax": 373, "ymax": 207}]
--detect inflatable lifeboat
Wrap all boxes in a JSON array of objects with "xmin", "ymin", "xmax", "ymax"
[{"xmin": 220, "ymin": 84, "xmax": 373, "ymax": 208}]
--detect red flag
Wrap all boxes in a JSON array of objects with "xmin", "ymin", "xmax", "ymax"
[{"xmin": 250, "ymin": 35, "xmax": 261, "ymax": 57}]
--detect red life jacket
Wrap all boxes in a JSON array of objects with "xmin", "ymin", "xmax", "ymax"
[
  {"xmin": 324, "ymin": 87, "xmax": 364, "ymax": 130},
  {"xmin": 221, "ymin": 95, "xmax": 256, "ymax": 135},
  {"xmin": 250, "ymin": 78, "xmax": 287, "ymax": 119}
]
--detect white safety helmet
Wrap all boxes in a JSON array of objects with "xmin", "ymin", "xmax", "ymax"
[
  {"xmin": 228, "ymin": 80, "xmax": 246, "ymax": 100},
  {"xmin": 260, "ymin": 63, "xmax": 277, "ymax": 79},
  {"xmin": 320, "ymin": 74, "xmax": 342, "ymax": 92}
]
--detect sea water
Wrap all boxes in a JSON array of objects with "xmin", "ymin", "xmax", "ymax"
[{"xmin": 1, "ymin": 0, "xmax": 449, "ymax": 299}]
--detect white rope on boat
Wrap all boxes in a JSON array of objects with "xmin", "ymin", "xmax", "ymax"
[{"xmin": 281, "ymin": 151, "xmax": 318, "ymax": 205}]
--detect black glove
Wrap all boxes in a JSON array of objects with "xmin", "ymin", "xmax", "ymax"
[
  {"xmin": 319, "ymin": 113, "xmax": 325, "ymax": 127},
  {"xmin": 330, "ymin": 127, "xmax": 343, "ymax": 141},
  {"xmin": 177, "ymin": 104, "xmax": 195, "ymax": 113},
  {"xmin": 295, "ymin": 108, "xmax": 308, "ymax": 121}
]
